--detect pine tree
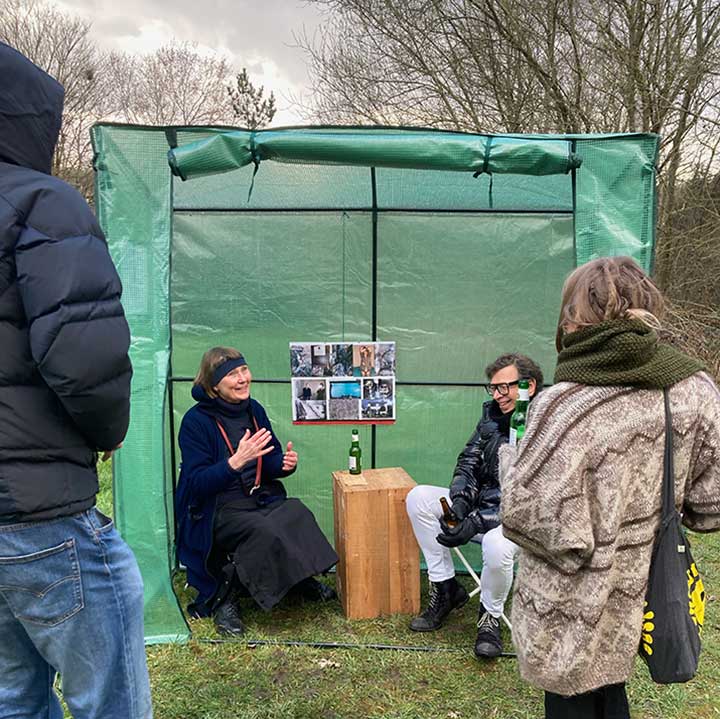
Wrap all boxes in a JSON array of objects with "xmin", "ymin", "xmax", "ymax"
[{"xmin": 227, "ymin": 68, "xmax": 276, "ymax": 129}]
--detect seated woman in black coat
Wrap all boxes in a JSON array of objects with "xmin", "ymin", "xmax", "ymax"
[{"xmin": 176, "ymin": 346, "xmax": 338, "ymax": 634}]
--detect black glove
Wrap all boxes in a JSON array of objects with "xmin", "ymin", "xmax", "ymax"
[
  {"xmin": 436, "ymin": 516, "xmax": 477, "ymax": 547},
  {"xmin": 450, "ymin": 497, "xmax": 471, "ymax": 521}
]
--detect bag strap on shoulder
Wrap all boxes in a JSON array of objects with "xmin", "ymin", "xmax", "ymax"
[{"xmin": 662, "ymin": 388, "xmax": 675, "ymax": 521}]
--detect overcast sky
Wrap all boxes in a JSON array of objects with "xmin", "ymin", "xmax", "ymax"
[{"xmin": 54, "ymin": 0, "xmax": 327, "ymax": 125}]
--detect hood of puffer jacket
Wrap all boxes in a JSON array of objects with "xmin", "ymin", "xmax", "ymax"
[{"xmin": 0, "ymin": 42, "xmax": 64, "ymax": 174}]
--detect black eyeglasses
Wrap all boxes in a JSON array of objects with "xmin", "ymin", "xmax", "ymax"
[{"xmin": 485, "ymin": 380, "xmax": 520, "ymax": 396}]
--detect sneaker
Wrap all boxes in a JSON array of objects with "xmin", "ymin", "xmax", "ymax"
[
  {"xmin": 213, "ymin": 595, "xmax": 245, "ymax": 636},
  {"xmin": 409, "ymin": 577, "xmax": 469, "ymax": 632},
  {"xmin": 474, "ymin": 606, "xmax": 502, "ymax": 658}
]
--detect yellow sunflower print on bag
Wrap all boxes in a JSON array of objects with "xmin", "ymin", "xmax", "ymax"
[
  {"xmin": 641, "ymin": 561, "xmax": 705, "ymax": 658},
  {"xmin": 641, "ymin": 603, "xmax": 655, "ymax": 656},
  {"xmin": 687, "ymin": 562, "xmax": 705, "ymax": 633}
]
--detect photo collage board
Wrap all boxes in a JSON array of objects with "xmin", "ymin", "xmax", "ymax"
[{"xmin": 290, "ymin": 342, "xmax": 396, "ymax": 423}]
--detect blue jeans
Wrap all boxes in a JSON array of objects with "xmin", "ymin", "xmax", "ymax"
[{"xmin": 0, "ymin": 508, "xmax": 152, "ymax": 719}]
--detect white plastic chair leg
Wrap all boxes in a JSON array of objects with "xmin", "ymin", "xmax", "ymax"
[
  {"xmin": 453, "ymin": 546, "xmax": 512, "ymax": 631},
  {"xmin": 453, "ymin": 546, "xmax": 482, "ymax": 598}
]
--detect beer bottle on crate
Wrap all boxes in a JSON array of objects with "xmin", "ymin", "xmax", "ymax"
[
  {"xmin": 348, "ymin": 429, "xmax": 362, "ymax": 475},
  {"xmin": 509, "ymin": 378, "xmax": 530, "ymax": 446}
]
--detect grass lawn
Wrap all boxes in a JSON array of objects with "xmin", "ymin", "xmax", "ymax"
[{"xmin": 80, "ymin": 461, "xmax": 720, "ymax": 719}]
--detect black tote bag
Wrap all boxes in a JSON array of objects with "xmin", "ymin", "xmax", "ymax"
[{"xmin": 639, "ymin": 389, "xmax": 705, "ymax": 683}]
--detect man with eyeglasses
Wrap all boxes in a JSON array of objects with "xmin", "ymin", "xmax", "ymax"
[{"xmin": 405, "ymin": 353, "xmax": 543, "ymax": 658}]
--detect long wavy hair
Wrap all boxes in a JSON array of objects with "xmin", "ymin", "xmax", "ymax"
[{"xmin": 556, "ymin": 256, "xmax": 664, "ymax": 351}]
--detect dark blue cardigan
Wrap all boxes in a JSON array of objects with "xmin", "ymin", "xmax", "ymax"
[{"xmin": 175, "ymin": 394, "xmax": 294, "ymax": 615}]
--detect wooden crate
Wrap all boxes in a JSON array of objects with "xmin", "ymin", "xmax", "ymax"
[{"xmin": 332, "ymin": 467, "xmax": 420, "ymax": 619}]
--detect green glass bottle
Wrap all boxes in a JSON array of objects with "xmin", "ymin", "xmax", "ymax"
[
  {"xmin": 509, "ymin": 379, "xmax": 530, "ymax": 446},
  {"xmin": 348, "ymin": 429, "xmax": 362, "ymax": 474}
]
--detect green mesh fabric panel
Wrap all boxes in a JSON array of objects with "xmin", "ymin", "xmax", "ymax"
[
  {"xmin": 92, "ymin": 125, "xmax": 189, "ymax": 644},
  {"xmin": 376, "ymin": 213, "xmax": 573, "ymax": 380},
  {"xmin": 171, "ymin": 209, "xmax": 573, "ymax": 544},
  {"xmin": 171, "ymin": 212, "xmax": 373, "ymax": 377},
  {"xmin": 174, "ymin": 158, "xmax": 373, "ymax": 210},
  {"xmin": 375, "ymin": 167, "xmax": 572, "ymax": 211},
  {"xmin": 169, "ymin": 128, "xmax": 581, "ymax": 180},
  {"xmin": 172, "ymin": 154, "xmax": 572, "ymax": 212},
  {"xmin": 92, "ymin": 124, "xmax": 657, "ymax": 643},
  {"xmin": 574, "ymin": 136, "xmax": 658, "ymax": 270}
]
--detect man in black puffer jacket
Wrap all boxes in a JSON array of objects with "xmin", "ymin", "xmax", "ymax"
[
  {"xmin": 406, "ymin": 353, "xmax": 542, "ymax": 659},
  {"xmin": 0, "ymin": 43, "xmax": 151, "ymax": 718}
]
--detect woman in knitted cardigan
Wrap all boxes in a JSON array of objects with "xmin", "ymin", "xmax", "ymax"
[{"xmin": 501, "ymin": 256, "xmax": 720, "ymax": 719}]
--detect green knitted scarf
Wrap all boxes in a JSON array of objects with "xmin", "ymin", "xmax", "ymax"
[{"xmin": 554, "ymin": 319, "xmax": 705, "ymax": 389}]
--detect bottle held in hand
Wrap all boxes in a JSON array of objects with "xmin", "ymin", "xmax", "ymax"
[
  {"xmin": 439, "ymin": 497, "xmax": 457, "ymax": 527},
  {"xmin": 509, "ymin": 378, "xmax": 530, "ymax": 446},
  {"xmin": 348, "ymin": 429, "xmax": 362, "ymax": 475}
]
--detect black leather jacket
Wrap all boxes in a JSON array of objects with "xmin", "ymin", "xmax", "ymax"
[{"xmin": 448, "ymin": 399, "xmax": 512, "ymax": 535}]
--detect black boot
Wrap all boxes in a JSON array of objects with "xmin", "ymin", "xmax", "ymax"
[
  {"xmin": 409, "ymin": 577, "xmax": 469, "ymax": 632},
  {"xmin": 295, "ymin": 577, "xmax": 337, "ymax": 602},
  {"xmin": 213, "ymin": 592, "xmax": 245, "ymax": 636},
  {"xmin": 474, "ymin": 605, "xmax": 502, "ymax": 658}
]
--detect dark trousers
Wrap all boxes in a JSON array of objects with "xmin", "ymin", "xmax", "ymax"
[{"xmin": 544, "ymin": 683, "xmax": 630, "ymax": 719}]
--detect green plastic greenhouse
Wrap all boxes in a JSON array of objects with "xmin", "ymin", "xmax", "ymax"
[{"xmin": 90, "ymin": 124, "xmax": 659, "ymax": 643}]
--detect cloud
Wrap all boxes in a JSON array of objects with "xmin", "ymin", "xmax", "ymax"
[{"xmin": 54, "ymin": 0, "xmax": 326, "ymax": 124}]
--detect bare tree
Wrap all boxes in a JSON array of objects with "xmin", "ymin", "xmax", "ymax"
[
  {"xmin": 108, "ymin": 44, "xmax": 282, "ymax": 129},
  {"xmin": 0, "ymin": 0, "xmax": 111, "ymax": 198},
  {"xmin": 661, "ymin": 163, "xmax": 720, "ymax": 381},
  {"xmin": 300, "ymin": 0, "xmax": 720, "ymax": 375},
  {"xmin": 107, "ymin": 41, "xmax": 238, "ymax": 126},
  {"xmin": 228, "ymin": 68, "xmax": 277, "ymax": 128},
  {"xmin": 1, "ymin": 0, "xmax": 280, "ymax": 197},
  {"xmin": 302, "ymin": 0, "xmax": 720, "ymax": 317},
  {"xmin": 302, "ymin": 1, "xmax": 720, "ymax": 181},
  {"xmin": 303, "ymin": 1, "xmax": 720, "ymax": 136}
]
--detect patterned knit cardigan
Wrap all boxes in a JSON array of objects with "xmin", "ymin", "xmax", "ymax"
[{"xmin": 500, "ymin": 372, "xmax": 720, "ymax": 696}]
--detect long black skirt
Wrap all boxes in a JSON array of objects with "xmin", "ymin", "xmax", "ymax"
[{"xmin": 213, "ymin": 498, "xmax": 338, "ymax": 611}]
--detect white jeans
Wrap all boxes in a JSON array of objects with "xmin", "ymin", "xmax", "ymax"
[{"xmin": 406, "ymin": 484, "xmax": 519, "ymax": 618}]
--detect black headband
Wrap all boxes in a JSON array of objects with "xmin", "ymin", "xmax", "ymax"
[{"xmin": 211, "ymin": 356, "xmax": 247, "ymax": 387}]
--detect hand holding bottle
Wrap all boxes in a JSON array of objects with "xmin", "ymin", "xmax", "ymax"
[
  {"xmin": 228, "ymin": 428, "xmax": 274, "ymax": 471},
  {"xmin": 450, "ymin": 497, "xmax": 471, "ymax": 521},
  {"xmin": 436, "ymin": 516, "xmax": 477, "ymax": 547}
]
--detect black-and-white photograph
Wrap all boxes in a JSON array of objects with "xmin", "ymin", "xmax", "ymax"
[
  {"xmin": 311, "ymin": 343, "xmax": 332, "ymax": 376},
  {"xmin": 294, "ymin": 399, "xmax": 327, "ymax": 421},
  {"xmin": 361, "ymin": 399, "xmax": 394, "ymax": 420},
  {"xmin": 329, "ymin": 343, "xmax": 353, "ymax": 376},
  {"xmin": 375, "ymin": 343, "xmax": 396, "ymax": 376},
  {"xmin": 328, "ymin": 398, "xmax": 359, "ymax": 420},
  {"xmin": 290, "ymin": 344, "xmax": 312, "ymax": 377},
  {"xmin": 362, "ymin": 378, "xmax": 394, "ymax": 400},
  {"xmin": 292, "ymin": 378, "xmax": 327, "ymax": 402},
  {"xmin": 291, "ymin": 379, "xmax": 327, "ymax": 420}
]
